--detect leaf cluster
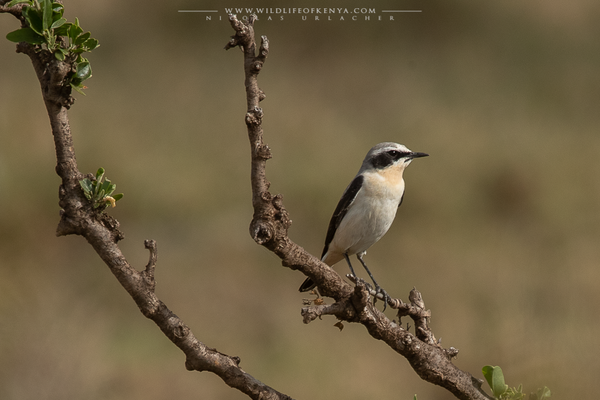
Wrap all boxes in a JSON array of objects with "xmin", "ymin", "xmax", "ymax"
[
  {"xmin": 5, "ymin": 0, "xmax": 99, "ymax": 94},
  {"xmin": 79, "ymin": 168, "xmax": 124, "ymax": 211},
  {"xmin": 482, "ymin": 365, "xmax": 551, "ymax": 400}
]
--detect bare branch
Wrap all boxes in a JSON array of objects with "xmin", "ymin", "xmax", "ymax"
[
  {"xmin": 301, "ymin": 300, "xmax": 355, "ymax": 324},
  {"xmin": 0, "ymin": 1, "xmax": 27, "ymax": 18},
  {"xmin": 225, "ymin": 13, "xmax": 494, "ymax": 400},
  {"xmin": 2, "ymin": 7, "xmax": 293, "ymax": 400}
]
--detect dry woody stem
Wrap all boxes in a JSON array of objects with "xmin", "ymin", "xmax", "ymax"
[
  {"xmin": 225, "ymin": 13, "xmax": 493, "ymax": 400},
  {"xmin": 1, "ymin": 3, "xmax": 494, "ymax": 398}
]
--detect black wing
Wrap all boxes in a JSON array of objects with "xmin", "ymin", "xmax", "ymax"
[
  {"xmin": 321, "ymin": 175, "xmax": 364, "ymax": 259},
  {"xmin": 298, "ymin": 175, "xmax": 364, "ymax": 292}
]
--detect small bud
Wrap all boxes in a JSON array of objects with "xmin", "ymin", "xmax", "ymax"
[{"xmin": 105, "ymin": 196, "xmax": 116, "ymax": 208}]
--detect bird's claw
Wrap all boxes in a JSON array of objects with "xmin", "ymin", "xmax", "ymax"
[
  {"xmin": 349, "ymin": 275, "xmax": 390, "ymax": 311},
  {"xmin": 373, "ymin": 285, "xmax": 390, "ymax": 312},
  {"xmin": 354, "ymin": 276, "xmax": 373, "ymax": 291}
]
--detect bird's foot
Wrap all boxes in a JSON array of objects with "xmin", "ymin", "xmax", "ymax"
[
  {"xmin": 352, "ymin": 276, "xmax": 374, "ymax": 291},
  {"xmin": 348, "ymin": 275, "xmax": 391, "ymax": 311},
  {"xmin": 346, "ymin": 275, "xmax": 373, "ymax": 291},
  {"xmin": 373, "ymin": 285, "xmax": 391, "ymax": 312}
]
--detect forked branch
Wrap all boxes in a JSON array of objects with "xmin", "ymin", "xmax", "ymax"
[{"xmin": 225, "ymin": 13, "xmax": 493, "ymax": 400}]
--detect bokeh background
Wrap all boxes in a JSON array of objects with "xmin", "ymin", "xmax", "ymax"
[{"xmin": 1, "ymin": 0, "xmax": 599, "ymax": 399}]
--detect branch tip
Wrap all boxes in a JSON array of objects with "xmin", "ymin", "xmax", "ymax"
[
  {"xmin": 409, "ymin": 286, "xmax": 425, "ymax": 309},
  {"xmin": 301, "ymin": 301, "xmax": 346, "ymax": 324},
  {"xmin": 144, "ymin": 239, "xmax": 157, "ymax": 270}
]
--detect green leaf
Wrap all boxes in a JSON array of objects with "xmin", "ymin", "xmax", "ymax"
[
  {"xmin": 6, "ymin": 27, "xmax": 45, "ymax": 44},
  {"xmin": 52, "ymin": 2, "xmax": 64, "ymax": 16},
  {"xmin": 505, "ymin": 385, "xmax": 525, "ymax": 400},
  {"xmin": 536, "ymin": 386, "xmax": 551, "ymax": 399},
  {"xmin": 68, "ymin": 22, "xmax": 83, "ymax": 42},
  {"xmin": 54, "ymin": 22, "xmax": 71, "ymax": 37},
  {"xmin": 482, "ymin": 365, "xmax": 508, "ymax": 398},
  {"xmin": 6, "ymin": 0, "xmax": 32, "ymax": 6},
  {"xmin": 95, "ymin": 168, "xmax": 105, "ymax": 181},
  {"xmin": 74, "ymin": 31, "xmax": 90, "ymax": 46},
  {"xmin": 83, "ymin": 38, "xmax": 99, "ymax": 51},
  {"xmin": 50, "ymin": 17, "xmax": 66, "ymax": 29},
  {"xmin": 79, "ymin": 169, "xmax": 123, "ymax": 211},
  {"xmin": 79, "ymin": 179, "xmax": 93, "ymax": 199},
  {"xmin": 23, "ymin": 6, "xmax": 44, "ymax": 35},
  {"xmin": 101, "ymin": 180, "xmax": 115, "ymax": 195},
  {"xmin": 74, "ymin": 61, "xmax": 92, "ymax": 82},
  {"xmin": 79, "ymin": 178, "xmax": 92, "ymax": 193},
  {"xmin": 41, "ymin": 0, "xmax": 53, "ymax": 31},
  {"xmin": 482, "ymin": 365, "xmax": 495, "ymax": 389},
  {"xmin": 54, "ymin": 48, "xmax": 65, "ymax": 60},
  {"xmin": 70, "ymin": 82, "xmax": 87, "ymax": 95}
]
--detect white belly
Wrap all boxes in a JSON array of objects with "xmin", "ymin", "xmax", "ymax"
[{"xmin": 328, "ymin": 173, "xmax": 405, "ymax": 258}]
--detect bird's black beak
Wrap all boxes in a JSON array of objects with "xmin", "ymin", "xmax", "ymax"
[{"xmin": 409, "ymin": 152, "xmax": 429, "ymax": 159}]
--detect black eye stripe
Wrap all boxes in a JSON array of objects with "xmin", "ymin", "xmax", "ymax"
[
  {"xmin": 371, "ymin": 150, "xmax": 411, "ymax": 169},
  {"xmin": 388, "ymin": 150, "xmax": 411, "ymax": 160}
]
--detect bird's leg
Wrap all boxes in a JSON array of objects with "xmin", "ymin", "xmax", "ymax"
[
  {"xmin": 344, "ymin": 253, "xmax": 373, "ymax": 291},
  {"xmin": 356, "ymin": 253, "xmax": 390, "ymax": 311},
  {"xmin": 343, "ymin": 253, "xmax": 358, "ymax": 278}
]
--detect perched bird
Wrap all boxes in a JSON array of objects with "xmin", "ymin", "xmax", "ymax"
[{"xmin": 299, "ymin": 142, "xmax": 428, "ymax": 309}]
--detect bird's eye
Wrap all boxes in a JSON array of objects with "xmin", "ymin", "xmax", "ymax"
[{"xmin": 388, "ymin": 150, "xmax": 399, "ymax": 157}]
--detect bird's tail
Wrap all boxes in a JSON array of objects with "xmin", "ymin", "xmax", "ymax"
[
  {"xmin": 298, "ymin": 277, "xmax": 316, "ymax": 292},
  {"xmin": 299, "ymin": 251, "xmax": 342, "ymax": 292}
]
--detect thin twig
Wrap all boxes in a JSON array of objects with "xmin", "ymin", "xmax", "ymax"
[{"xmin": 142, "ymin": 239, "xmax": 157, "ymax": 291}]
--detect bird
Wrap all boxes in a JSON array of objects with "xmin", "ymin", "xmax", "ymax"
[{"xmin": 299, "ymin": 142, "xmax": 428, "ymax": 310}]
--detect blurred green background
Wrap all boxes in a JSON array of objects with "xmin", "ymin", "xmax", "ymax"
[{"xmin": 1, "ymin": 0, "xmax": 599, "ymax": 399}]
